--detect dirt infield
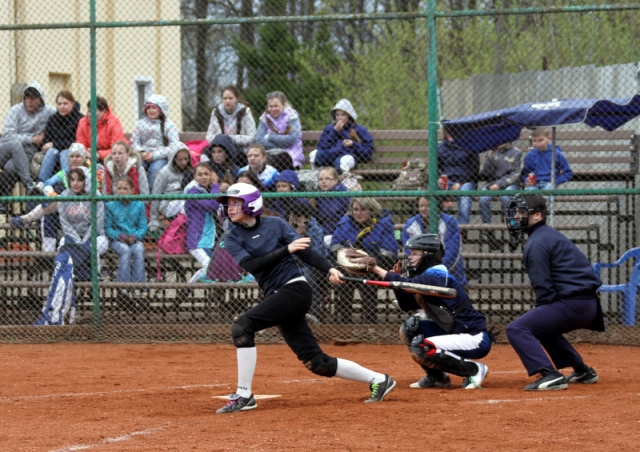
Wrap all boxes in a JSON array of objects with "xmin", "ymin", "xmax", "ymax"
[{"xmin": 1, "ymin": 342, "xmax": 639, "ymax": 451}]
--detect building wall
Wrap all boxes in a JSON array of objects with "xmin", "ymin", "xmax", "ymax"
[{"xmin": 0, "ymin": 0, "xmax": 182, "ymax": 132}]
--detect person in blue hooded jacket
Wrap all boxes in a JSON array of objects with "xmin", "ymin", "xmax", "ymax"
[
  {"xmin": 310, "ymin": 99, "xmax": 374, "ymax": 173},
  {"xmin": 401, "ymin": 196, "xmax": 467, "ymax": 286},
  {"xmin": 330, "ymin": 197, "xmax": 398, "ymax": 323},
  {"xmin": 200, "ymin": 133, "xmax": 239, "ymax": 192}
]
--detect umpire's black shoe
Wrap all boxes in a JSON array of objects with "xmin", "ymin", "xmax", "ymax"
[
  {"xmin": 216, "ymin": 393, "xmax": 257, "ymax": 414},
  {"xmin": 567, "ymin": 367, "xmax": 599, "ymax": 384},
  {"xmin": 409, "ymin": 373, "xmax": 451, "ymax": 389},
  {"xmin": 365, "ymin": 374, "xmax": 396, "ymax": 403},
  {"xmin": 524, "ymin": 370, "xmax": 568, "ymax": 391}
]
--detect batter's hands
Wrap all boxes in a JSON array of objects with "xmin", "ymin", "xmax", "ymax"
[
  {"xmin": 328, "ymin": 268, "xmax": 345, "ymax": 284},
  {"xmin": 288, "ymin": 237, "xmax": 310, "ymax": 254},
  {"xmin": 390, "ymin": 260, "xmax": 402, "ymax": 274}
]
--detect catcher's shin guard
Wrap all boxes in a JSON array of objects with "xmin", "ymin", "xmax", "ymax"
[
  {"xmin": 399, "ymin": 316, "xmax": 421, "ymax": 345},
  {"xmin": 408, "ymin": 334, "xmax": 478, "ymax": 377}
]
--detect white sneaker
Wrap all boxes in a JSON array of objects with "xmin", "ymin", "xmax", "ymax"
[{"xmin": 462, "ymin": 362, "xmax": 489, "ymax": 389}]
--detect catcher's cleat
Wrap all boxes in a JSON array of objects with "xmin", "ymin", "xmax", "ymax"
[
  {"xmin": 216, "ymin": 393, "xmax": 257, "ymax": 414},
  {"xmin": 409, "ymin": 373, "xmax": 451, "ymax": 389},
  {"xmin": 365, "ymin": 374, "xmax": 396, "ymax": 403},
  {"xmin": 462, "ymin": 362, "xmax": 489, "ymax": 389},
  {"xmin": 524, "ymin": 370, "xmax": 567, "ymax": 391},
  {"xmin": 567, "ymin": 367, "xmax": 599, "ymax": 384}
]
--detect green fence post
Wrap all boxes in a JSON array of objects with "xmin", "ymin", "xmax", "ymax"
[{"xmin": 427, "ymin": 0, "xmax": 439, "ymax": 234}]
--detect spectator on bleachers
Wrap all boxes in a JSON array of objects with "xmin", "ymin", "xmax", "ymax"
[
  {"xmin": 401, "ymin": 196, "xmax": 467, "ymax": 286},
  {"xmin": 149, "ymin": 142, "xmax": 192, "ymax": 232},
  {"xmin": 206, "ymin": 85, "xmax": 256, "ymax": 167},
  {"xmin": 310, "ymin": 99, "xmax": 374, "ymax": 173},
  {"xmin": 476, "ymin": 142, "xmax": 523, "ymax": 248},
  {"xmin": 255, "ymin": 91, "xmax": 303, "ymax": 171},
  {"xmin": 236, "ymin": 169, "xmax": 266, "ymax": 192},
  {"xmin": 35, "ymin": 91, "xmax": 84, "ymax": 186},
  {"xmin": 199, "ymin": 134, "xmax": 238, "ymax": 192},
  {"xmin": 271, "ymin": 170, "xmax": 313, "ymax": 219},
  {"xmin": 76, "ymin": 96, "xmax": 127, "ymax": 162},
  {"xmin": 10, "ymin": 143, "xmax": 99, "ymax": 252},
  {"xmin": 438, "ymin": 127, "xmax": 479, "ymax": 227},
  {"xmin": 316, "ymin": 167, "xmax": 350, "ymax": 243},
  {"xmin": 103, "ymin": 141, "xmax": 149, "ymax": 196},
  {"xmin": 331, "ymin": 198, "xmax": 399, "ymax": 324},
  {"xmin": 287, "ymin": 199, "xmax": 328, "ymax": 322},
  {"xmin": 0, "ymin": 81, "xmax": 55, "ymax": 191},
  {"xmin": 130, "ymin": 94, "xmax": 180, "ymax": 190},
  {"xmin": 184, "ymin": 163, "xmax": 221, "ymax": 283},
  {"xmin": 236, "ymin": 143, "xmax": 278, "ymax": 190},
  {"xmin": 106, "ymin": 176, "xmax": 149, "ymax": 299},
  {"xmin": 522, "ymin": 127, "xmax": 573, "ymax": 189}
]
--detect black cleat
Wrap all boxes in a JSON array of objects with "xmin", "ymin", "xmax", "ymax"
[
  {"xmin": 216, "ymin": 393, "xmax": 257, "ymax": 414},
  {"xmin": 365, "ymin": 374, "xmax": 396, "ymax": 403},
  {"xmin": 567, "ymin": 367, "xmax": 599, "ymax": 384},
  {"xmin": 410, "ymin": 374, "xmax": 451, "ymax": 389},
  {"xmin": 524, "ymin": 370, "xmax": 567, "ymax": 391}
]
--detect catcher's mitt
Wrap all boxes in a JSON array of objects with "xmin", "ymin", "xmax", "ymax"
[{"xmin": 336, "ymin": 248, "xmax": 377, "ymax": 275}]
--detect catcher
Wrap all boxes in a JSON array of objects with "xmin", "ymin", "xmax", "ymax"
[{"xmin": 337, "ymin": 234, "xmax": 492, "ymax": 389}]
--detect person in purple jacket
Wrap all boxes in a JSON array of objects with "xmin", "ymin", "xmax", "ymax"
[
  {"xmin": 310, "ymin": 99, "xmax": 374, "ymax": 173},
  {"xmin": 184, "ymin": 162, "xmax": 220, "ymax": 282}
]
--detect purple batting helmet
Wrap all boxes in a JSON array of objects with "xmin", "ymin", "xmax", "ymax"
[{"xmin": 218, "ymin": 182, "xmax": 264, "ymax": 219}]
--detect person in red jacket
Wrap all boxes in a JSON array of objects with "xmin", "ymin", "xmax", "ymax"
[{"xmin": 76, "ymin": 96, "xmax": 127, "ymax": 162}]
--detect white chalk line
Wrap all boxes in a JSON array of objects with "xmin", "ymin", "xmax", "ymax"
[
  {"xmin": 47, "ymin": 422, "xmax": 172, "ymax": 452},
  {"xmin": 466, "ymin": 393, "xmax": 640, "ymax": 404},
  {"xmin": 211, "ymin": 394, "xmax": 281, "ymax": 400}
]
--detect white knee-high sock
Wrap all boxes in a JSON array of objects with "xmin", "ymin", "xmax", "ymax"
[
  {"xmin": 236, "ymin": 347, "xmax": 257, "ymax": 398},
  {"xmin": 335, "ymin": 358, "xmax": 385, "ymax": 384}
]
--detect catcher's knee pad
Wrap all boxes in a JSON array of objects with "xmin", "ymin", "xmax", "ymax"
[
  {"xmin": 231, "ymin": 316, "xmax": 255, "ymax": 348},
  {"xmin": 399, "ymin": 316, "xmax": 421, "ymax": 345},
  {"xmin": 408, "ymin": 335, "xmax": 478, "ymax": 377},
  {"xmin": 304, "ymin": 353, "xmax": 338, "ymax": 378}
]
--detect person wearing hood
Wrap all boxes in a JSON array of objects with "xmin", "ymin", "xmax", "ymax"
[
  {"xmin": 0, "ymin": 81, "xmax": 55, "ymax": 190},
  {"xmin": 330, "ymin": 198, "xmax": 399, "ymax": 324},
  {"xmin": 76, "ymin": 96, "xmax": 127, "ymax": 163},
  {"xmin": 270, "ymin": 170, "xmax": 313, "ymax": 220},
  {"xmin": 35, "ymin": 91, "xmax": 84, "ymax": 186},
  {"xmin": 199, "ymin": 134, "xmax": 238, "ymax": 192},
  {"xmin": 311, "ymin": 99, "xmax": 374, "ymax": 174},
  {"xmin": 255, "ymin": 91, "xmax": 304, "ymax": 171},
  {"xmin": 130, "ymin": 94, "xmax": 180, "ymax": 190},
  {"xmin": 206, "ymin": 85, "xmax": 257, "ymax": 167},
  {"xmin": 149, "ymin": 142, "xmax": 193, "ymax": 232},
  {"xmin": 103, "ymin": 141, "xmax": 150, "ymax": 196}
]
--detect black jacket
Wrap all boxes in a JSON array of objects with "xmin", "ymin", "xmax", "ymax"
[{"xmin": 43, "ymin": 102, "xmax": 84, "ymax": 151}]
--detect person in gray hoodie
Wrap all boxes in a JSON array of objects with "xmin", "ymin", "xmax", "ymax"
[
  {"xmin": 0, "ymin": 81, "xmax": 55, "ymax": 189},
  {"xmin": 148, "ymin": 142, "xmax": 193, "ymax": 232}
]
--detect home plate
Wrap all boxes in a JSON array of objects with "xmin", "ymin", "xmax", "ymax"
[{"xmin": 212, "ymin": 395, "xmax": 281, "ymax": 400}]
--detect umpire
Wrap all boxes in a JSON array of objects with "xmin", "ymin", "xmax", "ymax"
[{"xmin": 505, "ymin": 193, "xmax": 604, "ymax": 391}]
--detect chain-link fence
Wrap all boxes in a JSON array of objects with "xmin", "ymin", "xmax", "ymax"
[{"xmin": 1, "ymin": 1, "xmax": 639, "ymax": 343}]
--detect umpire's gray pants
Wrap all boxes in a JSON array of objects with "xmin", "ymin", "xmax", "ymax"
[{"xmin": 0, "ymin": 137, "xmax": 37, "ymax": 186}]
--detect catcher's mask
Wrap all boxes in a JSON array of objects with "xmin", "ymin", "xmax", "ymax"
[
  {"xmin": 218, "ymin": 182, "xmax": 264, "ymax": 220},
  {"xmin": 505, "ymin": 193, "xmax": 546, "ymax": 245},
  {"xmin": 404, "ymin": 233, "xmax": 443, "ymax": 278}
]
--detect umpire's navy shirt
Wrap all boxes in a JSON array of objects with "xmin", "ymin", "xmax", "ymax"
[
  {"xmin": 225, "ymin": 216, "xmax": 304, "ymax": 296},
  {"xmin": 524, "ymin": 220, "xmax": 601, "ymax": 306}
]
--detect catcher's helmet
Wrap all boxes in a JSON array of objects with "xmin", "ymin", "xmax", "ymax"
[
  {"xmin": 404, "ymin": 233, "xmax": 444, "ymax": 277},
  {"xmin": 218, "ymin": 182, "xmax": 264, "ymax": 219},
  {"xmin": 505, "ymin": 193, "xmax": 546, "ymax": 234}
]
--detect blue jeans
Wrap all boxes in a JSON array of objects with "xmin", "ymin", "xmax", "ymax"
[
  {"xmin": 478, "ymin": 184, "xmax": 519, "ymax": 223},
  {"xmin": 110, "ymin": 240, "xmax": 146, "ymax": 283},
  {"xmin": 450, "ymin": 181, "xmax": 476, "ymax": 225},
  {"xmin": 39, "ymin": 147, "xmax": 69, "ymax": 182},
  {"xmin": 526, "ymin": 181, "xmax": 555, "ymax": 211},
  {"xmin": 143, "ymin": 158, "xmax": 168, "ymax": 191}
]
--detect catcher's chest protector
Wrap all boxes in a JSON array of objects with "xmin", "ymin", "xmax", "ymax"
[{"xmin": 415, "ymin": 294, "xmax": 456, "ymax": 333}]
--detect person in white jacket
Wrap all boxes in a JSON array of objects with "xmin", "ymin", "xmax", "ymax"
[{"xmin": 206, "ymin": 85, "xmax": 256, "ymax": 167}]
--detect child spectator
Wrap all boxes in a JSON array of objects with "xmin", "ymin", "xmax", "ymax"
[
  {"xmin": 184, "ymin": 163, "xmax": 221, "ymax": 283},
  {"xmin": 316, "ymin": 167, "xmax": 350, "ymax": 243},
  {"xmin": 105, "ymin": 177, "xmax": 149, "ymax": 299},
  {"xmin": 206, "ymin": 85, "xmax": 256, "ymax": 167},
  {"xmin": 271, "ymin": 170, "xmax": 311, "ymax": 219},
  {"xmin": 401, "ymin": 196, "xmax": 467, "ymax": 286},
  {"xmin": 199, "ymin": 134, "xmax": 238, "ymax": 192},
  {"xmin": 255, "ymin": 91, "xmax": 304, "ymax": 171},
  {"xmin": 103, "ymin": 141, "xmax": 149, "ymax": 196},
  {"xmin": 76, "ymin": 96, "xmax": 126, "ymax": 162},
  {"xmin": 311, "ymin": 99, "xmax": 374, "ymax": 173},
  {"xmin": 522, "ymin": 127, "xmax": 573, "ymax": 189},
  {"xmin": 149, "ymin": 142, "xmax": 192, "ymax": 232},
  {"xmin": 130, "ymin": 94, "xmax": 180, "ymax": 190},
  {"xmin": 236, "ymin": 170, "xmax": 266, "ymax": 191},
  {"xmin": 236, "ymin": 143, "xmax": 278, "ymax": 190},
  {"xmin": 36, "ymin": 91, "xmax": 84, "ymax": 185},
  {"xmin": 438, "ymin": 127, "xmax": 479, "ymax": 227}
]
